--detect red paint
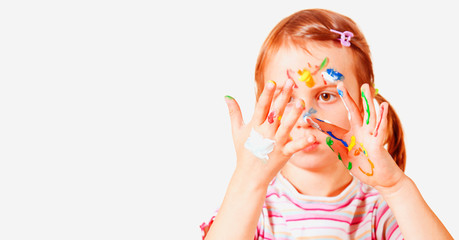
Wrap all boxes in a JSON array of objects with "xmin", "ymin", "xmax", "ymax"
[{"xmin": 268, "ymin": 111, "xmax": 276, "ymax": 124}]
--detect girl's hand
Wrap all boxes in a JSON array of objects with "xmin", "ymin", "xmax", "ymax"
[
  {"xmin": 225, "ymin": 79, "xmax": 308, "ymax": 187},
  {"xmin": 307, "ymin": 83, "xmax": 404, "ymax": 189}
]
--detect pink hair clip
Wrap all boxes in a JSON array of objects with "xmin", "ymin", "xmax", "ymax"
[{"xmin": 330, "ymin": 29, "xmax": 354, "ymax": 47}]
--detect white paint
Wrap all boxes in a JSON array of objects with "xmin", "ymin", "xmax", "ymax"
[{"xmin": 244, "ymin": 129, "xmax": 276, "ymax": 162}]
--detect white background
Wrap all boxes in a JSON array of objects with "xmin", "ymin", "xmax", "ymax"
[{"xmin": 1, "ymin": 0, "xmax": 458, "ymax": 239}]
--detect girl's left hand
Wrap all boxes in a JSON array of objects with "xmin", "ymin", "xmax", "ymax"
[{"xmin": 307, "ymin": 83, "xmax": 404, "ymax": 189}]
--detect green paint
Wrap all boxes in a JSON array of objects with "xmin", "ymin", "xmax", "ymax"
[
  {"xmin": 347, "ymin": 162, "xmax": 353, "ymax": 170},
  {"xmin": 319, "ymin": 57, "xmax": 329, "ymax": 70},
  {"xmin": 338, "ymin": 153, "xmax": 342, "ymax": 161},
  {"xmin": 225, "ymin": 95, "xmax": 234, "ymax": 100},
  {"xmin": 326, "ymin": 136, "xmax": 334, "ymax": 152},
  {"xmin": 361, "ymin": 91, "xmax": 370, "ymax": 125}
]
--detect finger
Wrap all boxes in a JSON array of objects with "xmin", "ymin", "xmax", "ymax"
[
  {"xmin": 337, "ymin": 82, "xmax": 362, "ymax": 127},
  {"xmin": 276, "ymin": 99, "xmax": 305, "ymax": 144},
  {"xmin": 224, "ymin": 95, "xmax": 244, "ymax": 135},
  {"xmin": 374, "ymin": 102, "xmax": 389, "ymax": 142},
  {"xmin": 306, "ymin": 117, "xmax": 349, "ymax": 146},
  {"xmin": 327, "ymin": 138, "xmax": 350, "ymax": 163},
  {"xmin": 253, "ymin": 80, "xmax": 276, "ymax": 125},
  {"xmin": 283, "ymin": 136, "xmax": 309, "ymax": 156},
  {"xmin": 269, "ymin": 79, "xmax": 295, "ymax": 127},
  {"xmin": 361, "ymin": 84, "xmax": 376, "ymax": 129}
]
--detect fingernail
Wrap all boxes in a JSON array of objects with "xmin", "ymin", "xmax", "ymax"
[
  {"xmin": 267, "ymin": 80, "xmax": 276, "ymax": 89},
  {"xmin": 224, "ymin": 95, "xmax": 234, "ymax": 100},
  {"xmin": 296, "ymin": 100, "xmax": 305, "ymax": 109}
]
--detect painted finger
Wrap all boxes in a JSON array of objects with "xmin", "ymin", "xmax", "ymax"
[
  {"xmin": 268, "ymin": 79, "xmax": 294, "ymax": 127},
  {"xmin": 374, "ymin": 102, "xmax": 389, "ymax": 143},
  {"xmin": 361, "ymin": 84, "xmax": 376, "ymax": 129},
  {"xmin": 224, "ymin": 95, "xmax": 244, "ymax": 135},
  {"xmin": 275, "ymin": 99, "xmax": 305, "ymax": 145},
  {"xmin": 306, "ymin": 117, "xmax": 350, "ymax": 148},
  {"xmin": 336, "ymin": 82, "xmax": 362, "ymax": 127},
  {"xmin": 340, "ymin": 153, "xmax": 354, "ymax": 171},
  {"xmin": 253, "ymin": 80, "xmax": 276, "ymax": 125}
]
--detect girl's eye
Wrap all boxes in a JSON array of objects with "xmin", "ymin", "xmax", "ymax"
[{"xmin": 318, "ymin": 92, "xmax": 336, "ymax": 102}]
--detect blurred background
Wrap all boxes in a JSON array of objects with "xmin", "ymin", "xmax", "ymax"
[{"xmin": 1, "ymin": 0, "xmax": 458, "ymax": 239}]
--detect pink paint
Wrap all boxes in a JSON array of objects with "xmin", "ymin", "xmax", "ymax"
[{"xmin": 373, "ymin": 104, "xmax": 384, "ymax": 137}]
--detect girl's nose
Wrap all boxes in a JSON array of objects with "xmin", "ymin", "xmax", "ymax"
[{"xmin": 296, "ymin": 109, "xmax": 314, "ymax": 129}]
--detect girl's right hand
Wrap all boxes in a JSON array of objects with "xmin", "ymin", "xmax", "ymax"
[{"xmin": 224, "ymin": 79, "xmax": 309, "ymax": 187}]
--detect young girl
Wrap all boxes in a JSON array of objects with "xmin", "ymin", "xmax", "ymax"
[{"xmin": 201, "ymin": 9, "xmax": 452, "ymax": 239}]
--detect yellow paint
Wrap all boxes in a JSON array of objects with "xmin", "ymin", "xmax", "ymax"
[
  {"xmin": 360, "ymin": 143, "xmax": 368, "ymax": 157},
  {"xmin": 348, "ymin": 136, "xmax": 356, "ymax": 152},
  {"xmin": 297, "ymin": 69, "xmax": 315, "ymax": 88}
]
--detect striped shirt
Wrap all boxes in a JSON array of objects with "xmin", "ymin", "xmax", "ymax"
[{"xmin": 201, "ymin": 173, "xmax": 403, "ymax": 239}]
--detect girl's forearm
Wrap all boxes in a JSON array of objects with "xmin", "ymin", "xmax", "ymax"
[
  {"xmin": 376, "ymin": 175, "xmax": 453, "ymax": 239},
  {"xmin": 205, "ymin": 169, "xmax": 268, "ymax": 240}
]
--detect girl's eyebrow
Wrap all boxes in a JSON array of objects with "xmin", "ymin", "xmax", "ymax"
[{"xmin": 314, "ymin": 83, "xmax": 339, "ymax": 91}]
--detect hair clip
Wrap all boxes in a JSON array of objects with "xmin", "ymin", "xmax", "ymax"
[{"xmin": 330, "ymin": 29, "xmax": 354, "ymax": 47}]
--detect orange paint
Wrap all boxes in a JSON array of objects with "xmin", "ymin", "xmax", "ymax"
[{"xmin": 359, "ymin": 159, "xmax": 374, "ymax": 176}]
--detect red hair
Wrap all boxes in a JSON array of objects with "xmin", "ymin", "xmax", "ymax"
[{"xmin": 254, "ymin": 9, "xmax": 406, "ymax": 171}]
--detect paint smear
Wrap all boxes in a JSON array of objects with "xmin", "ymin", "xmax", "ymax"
[
  {"xmin": 244, "ymin": 129, "xmax": 275, "ymax": 162},
  {"xmin": 267, "ymin": 111, "xmax": 276, "ymax": 124},
  {"xmin": 360, "ymin": 143, "xmax": 368, "ymax": 157},
  {"xmin": 298, "ymin": 69, "xmax": 315, "ymax": 87},
  {"xmin": 315, "ymin": 118, "xmax": 331, "ymax": 123},
  {"xmin": 319, "ymin": 57, "xmax": 329, "ymax": 70},
  {"xmin": 354, "ymin": 147, "xmax": 362, "ymax": 156},
  {"xmin": 338, "ymin": 153, "xmax": 342, "ymax": 161},
  {"xmin": 302, "ymin": 107, "xmax": 317, "ymax": 122},
  {"xmin": 338, "ymin": 89, "xmax": 344, "ymax": 97},
  {"xmin": 374, "ymin": 104, "xmax": 384, "ymax": 137},
  {"xmin": 361, "ymin": 91, "xmax": 370, "ymax": 125},
  {"xmin": 348, "ymin": 136, "xmax": 356, "ymax": 152},
  {"xmin": 326, "ymin": 131, "xmax": 349, "ymax": 147},
  {"xmin": 322, "ymin": 68, "xmax": 344, "ymax": 83},
  {"xmin": 338, "ymin": 88, "xmax": 351, "ymax": 120},
  {"xmin": 287, "ymin": 69, "xmax": 295, "ymax": 81},
  {"xmin": 326, "ymin": 136, "xmax": 334, "ymax": 152},
  {"xmin": 347, "ymin": 162, "xmax": 352, "ymax": 170},
  {"xmin": 359, "ymin": 159, "xmax": 375, "ymax": 176},
  {"xmin": 312, "ymin": 57, "xmax": 329, "ymax": 75}
]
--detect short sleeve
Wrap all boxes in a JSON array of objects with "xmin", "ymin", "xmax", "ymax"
[
  {"xmin": 200, "ymin": 209, "xmax": 264, "ymax": 240},
  {"xmin": 200, "ymin": 211, "xmax": 217, "ymax": 240},
  {"xmin": 373, "ymin": 199, "xmax": 404, "ymax": 240}
]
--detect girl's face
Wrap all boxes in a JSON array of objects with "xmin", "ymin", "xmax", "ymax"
[{"xmin": 263, "ymin": 42, "xmax": 361, "ymax": 170}]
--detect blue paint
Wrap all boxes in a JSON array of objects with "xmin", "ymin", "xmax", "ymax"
[
  {"xmin": 326, "ymin": 131, "xmax": 349, "ymax": 147},
  {"xmin": 303, "ymin": 107, "xmax": 317, "ymax": 122},
  {"xmin": 338, "ymin": 89, "xmax": 343, "ymax": 97},
  {"xmin": 325, "ymin": 68, "xmax": 344, "ymax": 81}
]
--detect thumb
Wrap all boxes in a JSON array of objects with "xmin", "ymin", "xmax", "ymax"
[{"xmin": 225, "ymin": 95, "xmax": 243, "ymax": 134}]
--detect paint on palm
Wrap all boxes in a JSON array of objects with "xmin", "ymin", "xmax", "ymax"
[{"xmin": 309, "ymin": 118, "xmax": 375, "ymax": 177}]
